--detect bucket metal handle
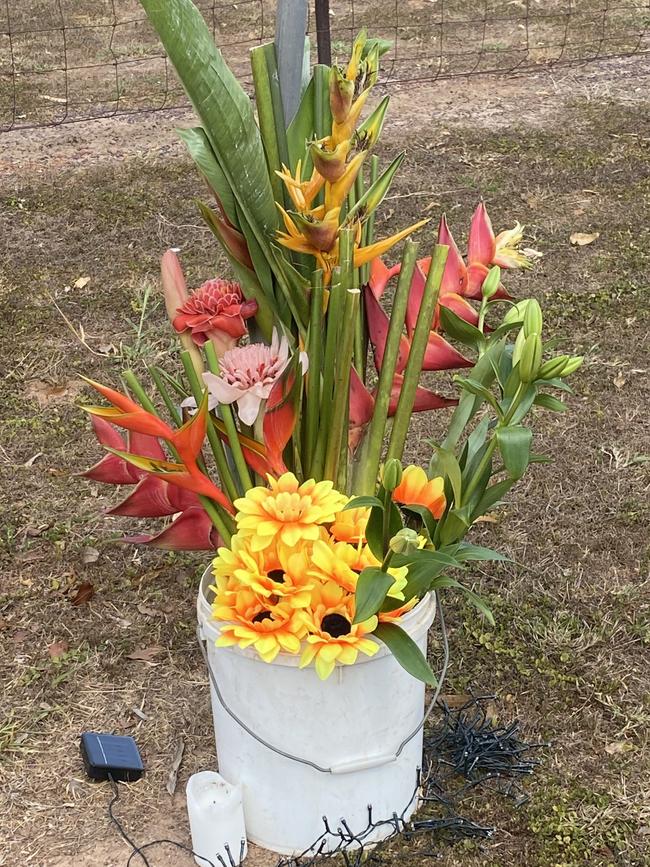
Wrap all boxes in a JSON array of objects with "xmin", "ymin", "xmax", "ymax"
[{"xmin": 197, "ymin": 592, "xmax": 449, "ymax": 776}]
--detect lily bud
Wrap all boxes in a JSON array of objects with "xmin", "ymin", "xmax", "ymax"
[
  {"xmin": 523, "ymin": 299, "xmax": 543, "ymax": 337},
  {"xmin": 518, "ymin": 333, "xmax": 543, "ymax": 382},
  {"xmin": 389, "ymin": 528, "xmax": 420, "ymax": 556},
  {"xmin": 329, "ymin": 66, "xmax": 354, "ymax": 124},
  {"xmin": 382, "ymin": 458, "xmax": 403, "ymax": 492},
  {"xmin": 512, "ymin": 328, "xmax": 527, "ymax": 366},
  {"xmin": 481, "ymin": 265, "xmax": 501, "ymax": 300},
  {"xmin": 503, "ymin": 299, "xmax": 530, "ymax": 326},
  {"xmin": 560, "ymin": 356, "xmax": 583, "ymax": 377},
  {"xmin": 538, "ymin": 355, "xmax": 570, "ymax": 380},
  {"xmin": 309, "ymin": 139, "xmax": 351, "ymax": 183}
]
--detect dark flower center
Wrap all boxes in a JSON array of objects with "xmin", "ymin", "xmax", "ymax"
[
  {"xmin": 252, "ymin": 610, "xmax": 273, "ymax": 624},
  {"xmin": 321, "ymin": 613, "xmax": 351, "ymax": 638},
  {"xmin": 268, "ymin": 569, "xmax": 285, "ymax": 584}
]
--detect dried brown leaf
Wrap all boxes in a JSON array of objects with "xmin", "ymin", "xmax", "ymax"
[
  {"xmin": 81, "ymin": 546, "xmax": 100, "ymax": 565},
  {"xmin": 570, "ymin": 231, "xmax": 600, "ymax": 246},
  {"xmin": 71, "ymin": 582, "xmax": 95, "ymax": 606},
  {"xmin": 73, "ymin": 276, "xmax": 91, "ymax": 289},
  {"xmin": 127, "ymin": 645, "xmax": 163, "ymax": 664},
  {"xmin": 48, "ymin": 640, "xmax": 69, "ymax": 660}
]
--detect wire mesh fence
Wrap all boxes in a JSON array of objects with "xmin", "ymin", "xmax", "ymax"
[{"xmin": 2, "ymin": 0, "xmax": 649, "ymax": 131}]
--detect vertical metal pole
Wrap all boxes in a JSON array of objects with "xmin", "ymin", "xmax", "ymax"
[{"xmin": 314, "ymin": 0, "xmax": 332, "ymax": 66}]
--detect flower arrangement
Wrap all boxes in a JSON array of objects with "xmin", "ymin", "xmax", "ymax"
[{"xmin": 80, "ymin": 1, "xmax": 582, "ymax": 683}]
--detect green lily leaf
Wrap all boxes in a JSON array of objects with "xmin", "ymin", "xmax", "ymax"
[
  {"xmin": 534, "ymin": 393, "xmax": 567, "ymax": 412},
  {"xmin": 437, "ymin": 504, "xmax": 473, "ymax": 546},
  {"xmin": 472, "ymin": 477, "xmax": 515, "ymax": 520},
  {"xmin": 440, "ymin": 306, "xmax": 485, "ymax": 349},
  {"xmin": 429, "ymin": 446, "xmax": 463, "ymax": 509},
  {"xmin": 353, "ymin": 568, "xmax": 395, "ymax": 623},
  {"xmin": 373, "ymin": 623, "xmax": 437, "ymax": 685},
  {"xmin": 447, "ymin": 543, "xmax": 509, "ymax": 562},
  {"xmin": 344, "ymin": 495, "xmax": 384, "ymax": 511},
  {"xmin": 495, "ymin": 425, "xmax": 532, "ymax": 480}
]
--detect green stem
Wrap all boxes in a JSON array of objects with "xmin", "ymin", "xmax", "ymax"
[
  {"xmin": 311, "ymin": 266, "xmax": 344, "ymax": 479},
  {"xmin": 386, "ymin": 243, "xmax": 449, "ymax": 463},
  {"xmin": 323, "ymin": 231, "xmax": 358, "ymax": 483},
  {"xmin": 250, "ymin": 45, "xmax": 285, "ymax": 205},
  {"xmin": 304, "ymin": 271, "xmax": 324, "ymax": 472},
  {"xmin": 381, "ymin": 485, "xmax": 392, "ymax": 556},
  {"xmin": 361, "ymin": 156, "xmax": 379, "ymax": 285},
  {"xmin": 199, "ymin": 495, "xmax": 234, "ymax": 545},
  {"xmin": 203, "ymin": 342, "xmax": 253, "ymax": 493},
  {"xmin": 353, "ymin": 240, "xmax": 418, "ymax": 495},
  {"xmin": 148, "ymin": 366, "xmax": 183, "ymax": 426},
  {"xmin": 180, "ymin": 351, "xmax": 240, "ymax": 504}
]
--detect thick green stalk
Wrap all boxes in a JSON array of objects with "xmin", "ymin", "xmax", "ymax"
[
  {"xmin": 304, "ymin": 271, "xmax": 324, "ymax": 471},
  {"xmin": 361, "ymin": 155, "xmax": 379, "ymax": 285},
  {"xmin": 148, "ymin": 366, "xmax": 183, "ymax": 426},
  {"xmin": 250, "ymin": 46, "xmax": 285, "ymax": 206},
  {"xmin": 180, "ymin": 351, "xmax": 240, "ymax": 504},
  {"xmin": 324, "ymin": 232, "xmax": 358, "ymax": 482},
  {"xmin": 203, "ymin": 342, "xmax": 253, "ymax": 493},
  {"xmin": 386, "ymin": 243, "xmax": 449, "ymax": 462},
  {"xmin": 353, "ymin": 240, "xmax": 418, "ymax": 494},
  {"xmin": 311, "ymin": 266, "xmax": 344, "ymax": 479}
]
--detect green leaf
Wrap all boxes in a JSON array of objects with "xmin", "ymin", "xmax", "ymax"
[
  {"xmin": 287, "ymin": 77, "xmax": 315, "ymax": 171},
  {"xmin": 472, "ymin": 477, "xmax": 515, "ymax": 519},
  {"xmin": 140, "ymin": 0, "xmax": 277, "ymax": 238},
  {"xmin": 534, "ymin": 393, "xmax": 567, "ymax": 412},
  {"xmin": 178, "ymin": 127, "xmax": 238, "ymax": 226},
  {"xmin": 508, "ymin": 385, "xmax": 538, "ymax": 424},
  {"xmin": 454, "ymin": 377, "xmax": 502, "ymax": 414},
  {"xmin": 437, "ymin": 504, "xmax": 473, "ymax": 546},
  {"xmin": 373, "ymin": 623, "xmax": 437, "ymax": 685},
  {"xmin": 543, "ymin": 377, "xmax": 574, "ymax": 394},
  {"xmin": 344, "ymin": 495, "xmax": 384, "ymax": 511},
  {"xmin": 353, "ymin": 568, "xmax": 395, "ymax": 623},
  {"xmin": 440, "ymin": 306, "xmax": 485, "ymax": 348},
  {"xmin": 392, "ymin": 549, "xmax": 461, "ymax": 569},
  {"xmin": 449, "ymin": 543, "xmax": 509, "ymax": 562},
  {"xmin": 345, "ymin": 152, "xmax": 405, "ymax": 224},
  {"xmin": 429, "ymin": 447, "xmax": 463, "ymax": 508},
  {"xmin": 398, "ymin": 503, "xmax": 436, "ymax": 538},
  {"xmin": 495, "ymin": 425, "xmax": 532, "ymax": 480}
]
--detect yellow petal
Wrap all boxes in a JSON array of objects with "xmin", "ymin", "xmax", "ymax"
[{"xmin": 354, "ymin": 219, "xmax": 430, "ymax": 267}]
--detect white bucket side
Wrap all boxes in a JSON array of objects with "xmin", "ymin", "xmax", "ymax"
[{"xmin": 197, "ymin": 565, "xmax": 437, "ymax": 855}]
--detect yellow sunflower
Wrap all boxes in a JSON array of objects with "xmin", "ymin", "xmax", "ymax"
[
  {"xmin": 212, "ymin": 534, "xmax": 314, "ymax": 610},
  {"xmin": 214, "ymin": 589, "xmax": 307, "ymax": 663},
  {"xmin": 298, "ymin": 591, "xmax": 379, "ymax": 680},
  {"xmin": 234, "ymin": 472, "xmax": 347, "ymax": 551}
]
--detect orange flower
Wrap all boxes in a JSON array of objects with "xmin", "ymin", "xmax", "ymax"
[
  {"xmin": 392, "ymin": 466, "xmax": 446, "ymax": 518},
  {"xmin": 214, "ymin": 588, "xmax": 307, "ymax": 663},
  {"xmin": 212, "ymin": 535, "xmax": 314, "ymax": 610},
  {"xmin": 298, "ymin": 589, "xmax": 378, "ymax": 680},
  {"xmin": 330, "ymin": 506, "xmax": 369, "ymax": 544}
]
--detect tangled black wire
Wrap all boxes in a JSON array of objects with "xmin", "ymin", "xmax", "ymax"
[{"xmin": 110, "ymin": 693, "xmax": 546, "ymax": 867}]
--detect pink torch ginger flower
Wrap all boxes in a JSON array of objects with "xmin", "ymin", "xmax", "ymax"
[
  {"xmin": 202, "ymin": 330, "xmax": 307, "ymax": 426},
  {"xmin": 173, "ymin": 277, "xmax": 257, "ymax": 355}
]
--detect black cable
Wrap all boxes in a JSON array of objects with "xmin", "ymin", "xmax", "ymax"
[{"xmin": 106, "ymin": 774, "xmax": 220, "ymax": 867}]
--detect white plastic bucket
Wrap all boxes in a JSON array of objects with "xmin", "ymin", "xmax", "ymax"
[{"xmin": 197, "ymin": 567, "xmax": 436, "ymax": 856}]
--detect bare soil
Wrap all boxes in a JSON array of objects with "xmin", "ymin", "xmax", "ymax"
[{"xmin": 1, "ymin": 38, "xmax": 650, "ymax": 867}]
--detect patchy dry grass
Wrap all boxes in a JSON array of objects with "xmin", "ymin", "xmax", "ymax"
[{"xmin": 1, "ymin": 77, "xmax": 649, "ymax": 867}]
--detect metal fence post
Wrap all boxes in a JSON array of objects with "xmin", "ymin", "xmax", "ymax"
[{"xmin": 314, "ymin": 0, "xmax": 332, "ymax": 66}]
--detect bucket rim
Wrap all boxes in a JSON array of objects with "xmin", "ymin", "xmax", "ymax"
[{"xmin": 197, "ymin": 565, "xmax": 436, "ymax": 669}]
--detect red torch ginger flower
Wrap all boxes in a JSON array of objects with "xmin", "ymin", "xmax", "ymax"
[
  {"xmin": 201, "ymin": 329, "xmax": 307, "ymax": 425},
  {"xmin": 173, "ymin": 277, "xmax": 257, "ymax": 355}
]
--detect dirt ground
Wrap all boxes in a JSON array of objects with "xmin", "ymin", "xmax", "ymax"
[{"xmin": 1, "ymin": 38, "xmax": 650, "ymax": 867}]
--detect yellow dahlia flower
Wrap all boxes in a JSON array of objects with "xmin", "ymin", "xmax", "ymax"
[
  {"xmin": 298, "ymin": 592, "xmax": 378, "ymax": 680},
  {"xmin": 234, "ymin": 472, "xmax": 347, "ymax": 551}
]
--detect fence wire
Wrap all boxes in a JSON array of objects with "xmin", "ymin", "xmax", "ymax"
[{"xmin": 1, "ymin": 0, "xmax": 649, "ymax": 131}]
